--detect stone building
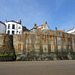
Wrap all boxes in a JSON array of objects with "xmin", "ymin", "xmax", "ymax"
[{"xmin": 13, "ymin": 30, "xmax": 75, "ymax": 55}]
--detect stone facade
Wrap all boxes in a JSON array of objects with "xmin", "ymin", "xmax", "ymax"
[{"xmin": 13, "ymin": 30, "xmax": 75, "ymax": 55}]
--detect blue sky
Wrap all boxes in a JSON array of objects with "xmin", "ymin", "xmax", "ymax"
[{"xmin": 0, "ymin": 0, "xmax": 75, "ymax": 31}]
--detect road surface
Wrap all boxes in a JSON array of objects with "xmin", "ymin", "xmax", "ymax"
[{"xmin": 0, "ymin": 60, "xmax": 75, "ymax": 75}]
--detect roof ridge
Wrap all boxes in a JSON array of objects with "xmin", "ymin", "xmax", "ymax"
[
  {"xmin": 6, "ymin": 20, "xmax": 20, "ymax": 24},
  {"xmin": 0, "ymin": 21, "xmax": 6, "ymax": 26},
  {"xmin": 67, "ymin": 27, "xmax": 75, "ymax": 32}
]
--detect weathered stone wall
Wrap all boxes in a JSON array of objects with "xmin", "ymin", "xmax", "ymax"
[
  {"xmin": 0, "ymin": 33, "xmax": 13, "ymax": 54},
  {"xmin": 13, "ymin": 30, "xmax": 75, "ymax": 55}
]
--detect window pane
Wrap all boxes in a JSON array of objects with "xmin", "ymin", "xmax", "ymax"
[
  {"xmin": 8, "ymin": 24, "xmax": 10, "ymax": 29},
  {"xmin": 12, "ymin": 24, "xmax": 15, "ymax": 29},
  {"xmin": 8, "ymin": 30, "xmax": 10, "ymax": 35},
  {"xmin": 12, "ymin": 31, "xmax": 15, "ymax": 34}
]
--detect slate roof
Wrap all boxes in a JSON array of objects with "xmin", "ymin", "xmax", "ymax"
[
  {"xmin": 22, "ymin": 26, "xmax": 29, "ymax": 31},
  {"xmin": 6, "ymin": 20, "xmax": 21, "ymax": 24},
  {"xmin": 67, "ymin": 27, "xmax": 75, "ymax": 32},
  {"xmin": 0, "ymin": 21, "xmax": 6, "ymax": 26}
]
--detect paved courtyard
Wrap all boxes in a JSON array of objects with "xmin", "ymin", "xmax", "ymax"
[{"xmin": 0, "ymin": 60, "xmax": 75, "ymax": 75}]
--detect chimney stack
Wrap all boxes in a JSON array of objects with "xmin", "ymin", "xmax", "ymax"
[
  {"xmin": 34, "ymin": 23, "xmax": 37, "ymax": 29},
  {"xmin": 55, "ymin": 27, "xmax": 57, "ymax": 31},
  {"xmin": 45, "ymin": 21, "xmax": 47, "ymax": 24},
  {"xmin": 19, "ymin": 19, "xmax": 21, "ymax": 24},
  {"xmin": 34, "ymin": 23, "xmax": 36, "ymax": 26},
  {"xmin": 63, "ymin": 29, "xmax": 65, "ymax": 32}
]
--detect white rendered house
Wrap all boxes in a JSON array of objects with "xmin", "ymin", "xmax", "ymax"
[
  {"xmin": 67, "ymin": 27, "xmax": 75, "ymax": 34},
  {"xmin": 5, "ymin": 20, "xmax": 28, "ymax": 35},
  {"xmin": 0, "ymin": 21, "xmax": 6, "ymax": 33}
]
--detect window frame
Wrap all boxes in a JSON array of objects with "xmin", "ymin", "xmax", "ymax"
[
  {"xmin": 12, "ymin": 24, "xmax": 15, "ymax": 29},
  {"xmin": 8, "ymin": 30, "xmax": 10, "ymax": 35},
  {"xmin": 8, "ymin": 24, "xmax": 10, "ymax": 29},
  {"xmin": 12, "ymin": 31, "xmax": 15, "ymax": 34}
]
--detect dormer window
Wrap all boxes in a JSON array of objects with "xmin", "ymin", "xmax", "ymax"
[{"xmin": 12, "ymin": 24, "xmax": 15, "ymax": 29}]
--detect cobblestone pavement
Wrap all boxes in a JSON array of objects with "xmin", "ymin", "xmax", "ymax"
[{"xmin": 0, "ymin": 60, "xmax": 75, "ymax": 75}]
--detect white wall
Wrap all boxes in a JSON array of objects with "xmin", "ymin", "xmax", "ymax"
[
  {"xmin": 5, "ymin": 22, "xmax": 22, "ymax": 35},
  {"xmin": 67, "ymin": 28, "xmax": 75, "ymax": 34},
  {"xmin": 41, "ymin": 24, "xmax": 49, "ymax": 30}
]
